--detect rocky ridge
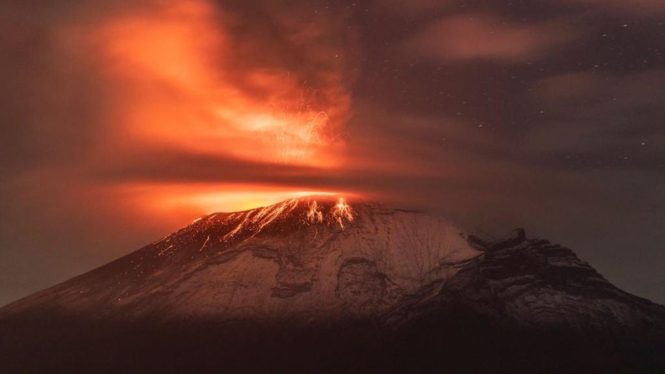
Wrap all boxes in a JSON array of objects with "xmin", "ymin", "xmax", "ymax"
[{"xmin": 386, "ymin": 229, "xmax": 665, "ymax": 337}]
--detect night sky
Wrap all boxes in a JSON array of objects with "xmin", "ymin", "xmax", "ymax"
[{"xmin": 1, "ymin": 0, "xmax": 664, "ymax": 306}]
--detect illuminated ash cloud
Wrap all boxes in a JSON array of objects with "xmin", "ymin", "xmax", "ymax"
[
  {"xmin": 9, "ymin": 0, "xmax": 362, "ymax": 216},
  {"xmin": 82, "ymin": 0, "xmax": 357, "ymax": 168}
]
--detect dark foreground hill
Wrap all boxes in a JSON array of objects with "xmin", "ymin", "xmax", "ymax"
[{"xmin": 1, "ymin": 197, "xmax": 664, "ymax": 373}]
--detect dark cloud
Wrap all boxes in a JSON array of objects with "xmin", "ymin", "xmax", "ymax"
[
  {"xmin": 521, "ymin": 69, "xmax": 665, "ymax": 171},
  {"xmin": 405, "ymin": 12, "xmax": 579, "ymax": 63},
  {"xmin": 561, "ymin": 0, "xmax": 665, "ymax": 16}
]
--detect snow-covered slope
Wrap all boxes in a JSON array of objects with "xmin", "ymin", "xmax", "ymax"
[
  {"xmin": 1, "ymin": 197, "xmax": 664, "ymax": 372},
  {"xmin": 0, "ymin": 196, "xmax": 479, "ymax": 321}
]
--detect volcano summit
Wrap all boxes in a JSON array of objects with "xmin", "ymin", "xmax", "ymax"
[{"xmin": 1, "ymin": 197, "xmax": 664, "ymax": 372}]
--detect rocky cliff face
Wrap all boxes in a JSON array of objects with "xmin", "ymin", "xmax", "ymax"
[
  {"xmin": 386, "ymin": 231, "xmax": 665, "ymax": 337},
  {"xmin": 1, "ymin": 197, "xmax": 664, "ymax": 373}
]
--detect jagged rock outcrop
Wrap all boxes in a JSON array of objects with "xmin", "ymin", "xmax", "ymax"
[{"xmin": 386, "ymin": 234, "xmax": 665, "ymax": 338}]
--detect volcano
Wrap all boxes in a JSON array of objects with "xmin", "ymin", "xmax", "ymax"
[{"xmin": 1, "ymin": 197, "xmax": 664, "ymax": 373}]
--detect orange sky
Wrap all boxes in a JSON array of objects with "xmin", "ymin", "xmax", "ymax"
[{"xmin": 58, "ymin": 0, "xmax": 356, "ymax": 217}]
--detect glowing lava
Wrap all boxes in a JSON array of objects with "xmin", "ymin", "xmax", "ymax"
[
  {"xmin": 211, "ymin": 197, "xmax": 356, "ymax": 243},
  {"xmin": 305, "ymin": 197, "xmax": 354, "ymax": 228},
  {"xmin": 307, "ymin": 201, "xmax": 324, "ymax": 224},
  {"xmin": 331, "ymin": 197, "xmax": 354, "ymax": 228}
]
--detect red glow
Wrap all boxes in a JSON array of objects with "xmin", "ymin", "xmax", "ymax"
[
  {"xmin": 97, "ymin": 1, "xmax": 346, "ymax": 167},
  {"xmin": 119, "ymin": 183, "xmax": 359, "ymax": 220},
  {"xmin": 61, "ymin": 0, "xmax": 354, "ymax": 215}
]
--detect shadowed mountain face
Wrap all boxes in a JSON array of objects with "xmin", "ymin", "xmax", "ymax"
[{"xmin": 1, "ymin": 197, "xmax": 664, "ymax": 373}]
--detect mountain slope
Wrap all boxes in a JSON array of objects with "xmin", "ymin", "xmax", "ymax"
[
  {"xmin": 1, "ymin": 197, "xmax": 664, "ymax": 373},
  {"xmin": 0, "ymin": 197, "xmax": 479, "ymax": 321},
  {"xmin": 388, "ymin": 232, "xmax": 665, "ymax": 336}
]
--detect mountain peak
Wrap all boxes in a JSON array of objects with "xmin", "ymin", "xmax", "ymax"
[
  {"xmin": 2, "ymin": 199, "xmax": 665, "ymax": 372},
  {"xmin": 214, "ymin": 195, "xmax": 356, "ymax": 239},
  {"xmin": 161, "ymin": 196, "xmax": 359, "ymax": 257}
]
